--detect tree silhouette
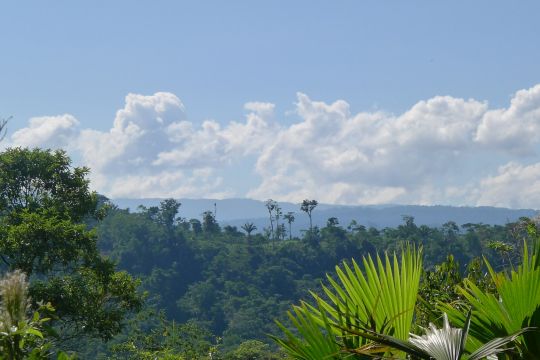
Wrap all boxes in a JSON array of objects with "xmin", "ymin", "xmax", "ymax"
[
  {"xmin": 241, "ymin": 222, "xmax": 257, "ymax": 240},
  {"xmin": 300, "ymin": 199, "xmax": 318, "ymax": 232},
  {"xmin": 158, "ymin": 198, "xmax": 181, "ymax": 231},
  {"xmin": 326, "ymin": 217, "xmax": 339, "ymax": 228},
  {"xmin": 284, "ymin": 212, "xmax": 295, "ymax": 240},
  {"xmin": 265, "ymin": 199, "xmax": 277, "ymax": 241},
  {"xmin": 275, "ymin": 204, "xmax": 283, "ymax": 240},
  {"xmin": 202, "ymin": 211, "xmax": 219, "ymax": 233}
]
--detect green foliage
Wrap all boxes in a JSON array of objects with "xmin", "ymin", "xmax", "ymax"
[
  {"xmin": 0, "ymin": 147, "xmax": 536, "ymax": 359},
  {"xmin": 0, "ymin": 270, "xmax": 74, "ymax": 360},
  {"xmin": 271, "ymin": 220, "xmax": 539, "ymax": 359},
  {"xmin": 324, "ymin": 245, "xmax": 423, "ymax": 341},
  {"xmin": 110, "ymin": 309, "xmax": 216, "ymax": 360},
  {"xmin": 441, "ymin": 221, "xmax": 540, "ymax": 357},
  {"xmin": 416, "ymin": 255, "xmax": 464, "ymax": 327},
  {"xmin": 339, "ymin": 311, "xmax": 530, "ymax": 360},
  {"xmin": 273, "ymin": 301, "xmax": 345, "ymax": 360},
  {"xmin": 0, "ymin": 148, "xmax": 143, "ymax": 343},
  {"xmin": 272, "ymin": 245, "xmax": 423, "ymax": 359},
  {"xmin": 225, "ymin": 340, "xmax": 281, "ymax": 360},
  {"xmin": 94, "ymin": 201, "xmax": 527, "ymax": 355},
  {"xmin": 273, "ymin": 240, "xmax": 534, "ymax": 359}
]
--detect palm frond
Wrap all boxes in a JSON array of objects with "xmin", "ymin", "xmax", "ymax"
[
  {"xmin": 442, "ymin": 236, "xmax": 540, "ymax": 354},
  {"xmin": 272, "ymin": 245, "xmax": 423, "ymax": 359},
  {"xmin": 270, "ymin": 302, "xmax": 342, "ymax": 360},
  {"xmin": 339, "ymin": 311, "xmax": 527, "ymax": 360}
]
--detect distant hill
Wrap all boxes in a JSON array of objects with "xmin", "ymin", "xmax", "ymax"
[{"xmin": 111, "ymin": 198, "xmax": 538, "ymax": 235}]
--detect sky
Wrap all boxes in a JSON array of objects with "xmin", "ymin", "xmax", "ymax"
[{"xmin": 1, "ymin": 1, "xmax": 540, "ymax": 208}]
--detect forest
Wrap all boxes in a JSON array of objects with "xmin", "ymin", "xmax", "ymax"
[{"xmin": 0, "ymin": 147, "xmax": 538, "ymax": 359}]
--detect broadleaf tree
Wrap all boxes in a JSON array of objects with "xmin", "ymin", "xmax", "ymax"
[{"xmin": 0, "ymin": 147, "xmax": 143, "ymax": 344}]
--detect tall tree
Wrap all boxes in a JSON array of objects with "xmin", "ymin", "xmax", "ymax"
[
  {"xmin": 264, "ymin": 199, "xmax": 277, "ymax": 241},
  {"xmin": 0, "ymin": 148, "xmax": 142, "ymax": 343},
  {"xmin": 300, "ymin": 199, "xmax": 318, "ymax": 232},
  {"xmin": 274, "ymin": 204, "xmax": 282, "ymax": 241},
  {"xmin": 284, "ymin": 212, "xmax": 295, "ymax": 241}
]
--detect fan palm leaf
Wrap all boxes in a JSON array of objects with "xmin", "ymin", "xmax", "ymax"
[
  {"xmin": 273, "ymin": 245, "xmax": 423, "ymax": 359},
  {"xmin": 441, "ymin": 235, "xmax": 540, "ymax": 356},
  {"xmin": 270, "ymin": 302, "xmax": 343, "ymax": 360}
]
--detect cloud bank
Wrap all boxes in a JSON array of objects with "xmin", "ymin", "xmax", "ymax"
[{"xmin": 6, "ymin": 84, "xmax": 540, "ymax": 208}]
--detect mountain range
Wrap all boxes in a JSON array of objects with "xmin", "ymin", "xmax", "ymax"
[{"xmin": 111, "ymin": 198, "xmax": 539, "ymax": 235}]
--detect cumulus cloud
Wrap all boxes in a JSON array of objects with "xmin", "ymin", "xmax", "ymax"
[
  {"xmin": 248, "ymin": 93, "xmax": 488, "ymax": 204},
  {"xmin": 8, "ymin": 92, "xmax": 275, "ymax": 198},
  {"xmin": 7, "ymin": 84, "xmax": 540, "ymax": 208},
  {"xmin": 102, "ymin": 168, "xmax": 233, "ymax": 199},
  {"xmin": 475, "ymin": 84, "xmax": 540, "ymax": 155},
  {"xmin": 74, "ymin": 92, "xmax": 277, "ymax": 197},
  {"xmin": 247, "ymin": 86, "xmax": 540, "ymax": 207},
  {"xmin": 476, "ymin": 162, "xmax": 540, "ymax": 208},
  {"xmin": 77, "ymin": 92, "xmax": 187, "ymax": 175},
  {"xmin": 10, "ymin": 114, "xmax": 79, "ymax": 149}
]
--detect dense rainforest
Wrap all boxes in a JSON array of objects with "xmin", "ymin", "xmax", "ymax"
[
  {"xmin": 0, "ymin": 147, "xmax": 536, "ymax": 359},
  {"xmin": 90, "ymin": 197, "xmax": 529, "ymax": 358}
]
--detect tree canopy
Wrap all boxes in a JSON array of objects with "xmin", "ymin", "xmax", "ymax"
[{"xmin": 0, "ymin": 148, "xmax": 143, "ymax": 343}]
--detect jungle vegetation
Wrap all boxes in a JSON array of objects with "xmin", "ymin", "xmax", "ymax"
[{"xmin": 0, "ymin": 146, "xmax": 537, "ymax": 359}]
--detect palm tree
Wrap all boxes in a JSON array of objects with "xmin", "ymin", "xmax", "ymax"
[
  {"xmin": 440, "ymin": 221, "xmax": 540, "ymax": 357},
  {"xmin": 241, "ymin": 222, "xmax": 257, "ymax": 244},
  {"xmin": 284, "ymin": 212, "xmax": 295, "ymax": 240}
]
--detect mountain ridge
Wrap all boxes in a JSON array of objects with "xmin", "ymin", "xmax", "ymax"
[{"xmin": 111, "ymin": 198, "xmax": 538, "ymax": 234}]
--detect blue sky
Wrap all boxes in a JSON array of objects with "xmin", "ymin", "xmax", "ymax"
[{"xmin": 1, "ymin": 1, "xmax": 540, "ymax": 208}]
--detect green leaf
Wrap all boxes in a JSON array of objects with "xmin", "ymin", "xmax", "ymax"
[
  {"xmin": 25, "ymin": 328, "xmax": 44, "ymax": 339},
  {"xmin": 273, "ymin": 244, "xmax": 423, "ymax": 359}
]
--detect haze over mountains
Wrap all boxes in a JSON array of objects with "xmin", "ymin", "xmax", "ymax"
[{"xmin": 112, "ymin": 198, "xmax": 538, "ymax": 235}]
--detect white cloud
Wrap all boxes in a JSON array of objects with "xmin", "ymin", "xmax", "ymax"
[
  {"xmin": 102, "ymin": 168, "xmax": 234, "ymax": 199},
  {"xmin": 74, "ymin": 92, "xmax": 260, "ymax": 198},
  {"xmin": 9, "ymin": 92, "xmax": 274, "ymax": 199},
  {"xmin": 248, "ymin": 93, "xmax": 487, "ymax": 204},
  {"xmin": 77, "ymin": 92, "xmax": 187, "ymax": 176},
  {"xmin": 7, "ymin": 84, "xmax": 540, "ymax": 208},
  {"xmin": 476, "ymin": 162, "xmax": 540, "ymax": 208},
  {"xmin": 475, "ymin": 84, "xmax": 540, "ymax": 155},
  {"xmin": 244, "ymin": 102, "xmax": 275, "ymax": 117},
  {"xmin": 10, "ymin": 114, "xmax": 79, "ymax": 149}
]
